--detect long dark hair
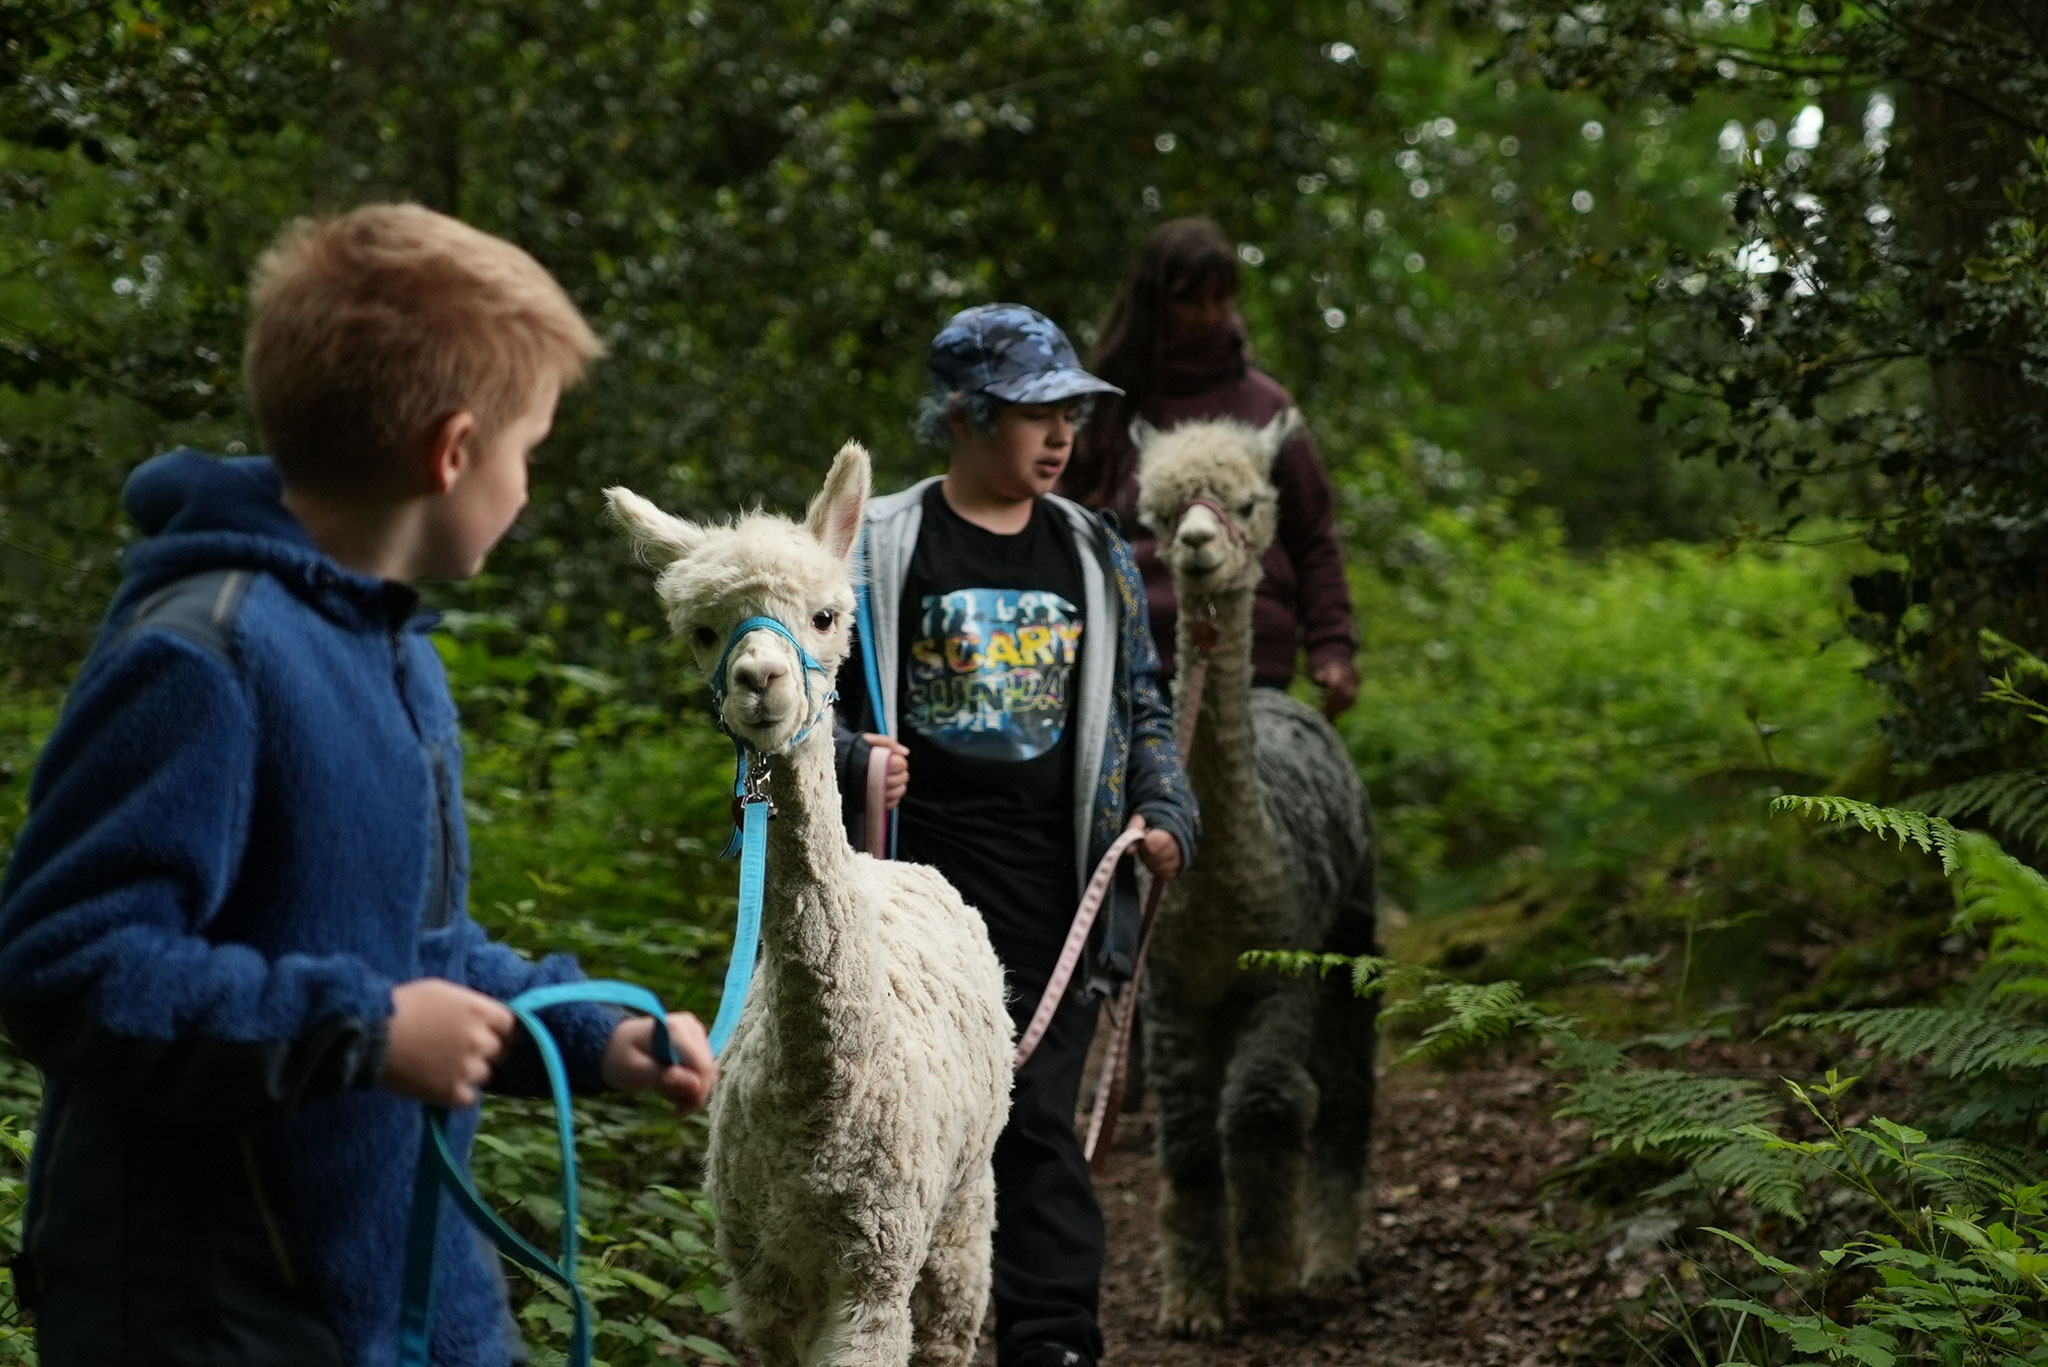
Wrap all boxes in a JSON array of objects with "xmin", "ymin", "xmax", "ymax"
[{"xmin": 1071, "ymin": 217, "xmax": 1240, "ymax": 508}]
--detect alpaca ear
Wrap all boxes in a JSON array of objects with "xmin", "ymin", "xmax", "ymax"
[
  {"xmin": 1128, "ymin": 414, "xmax": 1164, "ymax": 454},
  {"xmin": 1256, "ymin": 408, "xmax": 1304, "ymax": 468},
  {"xmin": 604, "ymin": 486, "xmax": 705, "ymax": 564},
  {"xmin": 806, "ymin": 440, "xmax": 871, "ymax": 561}
]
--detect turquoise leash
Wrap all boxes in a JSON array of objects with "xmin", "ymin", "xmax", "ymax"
[
  {"xmin": 396, "ymin": 981, "xmax": 678, "ymax": 1367},
  {"xmin": 398, "ymin": 614, "xmax": 826, "ymax": 1363},
  {"xmin": 705, "ymin": 614, "xmax": 830, "ymax": 1051}
]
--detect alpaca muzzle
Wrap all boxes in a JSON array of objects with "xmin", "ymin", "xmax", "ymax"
[
  {"xmin": 1172, "ymin": 498, "xmax": 1246, "ymax": 581},
  {"xmin": 710, "ymin": 616, "xmax": 836, "ymax": 757}
]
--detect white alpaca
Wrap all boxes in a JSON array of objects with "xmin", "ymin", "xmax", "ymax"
[
  {"xmin": 1133, "ymin": 412, "xmax": 1379, "ymax": 1337},
  {"xmin": 605, "ymin": 445, "xmax": 1012, "ymax": 1367}
]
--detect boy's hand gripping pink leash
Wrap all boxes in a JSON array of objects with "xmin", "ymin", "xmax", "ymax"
[{"xmin": 864, "ymin": 744, "xmax": 891, "ymax": 857}]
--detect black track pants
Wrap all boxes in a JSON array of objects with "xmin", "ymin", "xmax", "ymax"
[{"xmin": 991, "ymin": 952, "xmax": 1104, "ymax": 1366}]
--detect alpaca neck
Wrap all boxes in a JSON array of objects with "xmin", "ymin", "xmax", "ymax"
[
  {"xmin": 756, "ymin": 724, "xmax": 857, "ymax": 901},
  {"xmin": 741, "ymin": 720, "xmax": 876, "ymax": 1068},
  {"xmin": 1176, "ymin": 587, "xmax": 1277, "ymax": 866}
]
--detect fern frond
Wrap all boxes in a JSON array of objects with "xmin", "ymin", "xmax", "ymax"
[
  {"xmin": 1647, "ymin": 1135, "xmax": 1821, "ymax": 1222},
  {"xmin": 1556, "ymin": 1069, "xmax": 1781, "ymax": 1158},
  {"xmin": 1981, "ymin": 630, "xmax": 2048, "ymax": 683},
  {"xmin": 1981, "ymin": 631, "xmax": 2048, "ymax": 729},
  {"xmin": 1917, "ymin": 1139, "xmax": 2048, "ymax": 1209},
  {"xmin": 1909, "ymin": 768, "xmax": 2048, "ymax": 852},
  {"xmin": 1237, "ymin": 950, "xmax": 1419, "ymax": 1001},
  {"xmin": 1387, "ymin": 980, "xmax": 1580, "ymax": 1060},
  {"xmin": 1769, "ymin": 794, "xmax": 1960, "ymax": 872},
  {"xmin": 1776, "ymin": 1007, "xmax": 2048, "ymax": 1077},
  {"xmin": 1950, "ymin": 830, "xmax": 2048, "ymax": 1001},
  {"xmin": 1239, "ymin": 950, "xmax": 1352, "ymax": 979}
]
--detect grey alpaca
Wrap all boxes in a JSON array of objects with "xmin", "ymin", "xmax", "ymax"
[{"xmin": 1133, "ymin": 409, "xmax": 1380, "ymax": 1337}]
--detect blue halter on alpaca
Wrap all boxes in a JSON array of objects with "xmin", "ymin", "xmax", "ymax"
[
  {"xmin": 705, "ymin": 615, "xmax": 835, "ymax": 1052},
  {"xmin": 394, "ymin": 618, "xmax": 831, "ymax": 1367}
]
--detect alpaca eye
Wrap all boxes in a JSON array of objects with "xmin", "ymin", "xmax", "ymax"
[
  {"xmin": 1237, "ymin": 500, "xmax": 1256, "ymax": 519},
  {"xmin": 811, "ymin": 608, "xmax": 838, "ymax": 632},
  {"xmin": 692, "ymin": 626, "xmax": 718, "ymax": 650}
]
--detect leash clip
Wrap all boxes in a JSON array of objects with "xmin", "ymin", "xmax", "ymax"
[{"xmin": 731, "ymin": 751, "xmax": 776, "ymax": 829}]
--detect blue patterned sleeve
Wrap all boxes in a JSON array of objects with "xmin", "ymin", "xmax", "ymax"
[{"xmin": 1104, "ymin": 525, "xmax": 1200, "ymax": 867}]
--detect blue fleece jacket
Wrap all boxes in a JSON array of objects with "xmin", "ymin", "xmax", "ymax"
[{"xmin": 0, "ymin": 451, "xmax": 619, "ymax": 1367}]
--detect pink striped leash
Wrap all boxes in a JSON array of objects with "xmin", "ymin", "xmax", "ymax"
[
  {"xmin": 1084, "ymin": 874, "xmax": 1165, "ymax": 1170},
  {"xmin": 863, "ymin": 744, "xmax": 891, "ymax": 857},
  {"xmin": 1014, "ymin": 607, "xmax": 1216, "ymax": 1164},
  {"xmin": 1013, "ymin": 824, "xmax": 1150, "ymax": 1069}
]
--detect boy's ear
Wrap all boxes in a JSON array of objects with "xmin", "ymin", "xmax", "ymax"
[
  {"xmin": 426, "ymin": 411, "xmax": 479, "ymax": 492},
  {"xmin": 1128, "ymin": 415, "xmax": 1164, "ymax": 455},
  {"xmin": 604, "ymin": 487, "xmax": 704, "ymax": 564},
  {"xmin": 806, "ymin": 441, "xmax": 870, "ymax": 561},
  {"xmin": 1256, "ymin": 407, "xmax": 1303, "ymax": 469}
]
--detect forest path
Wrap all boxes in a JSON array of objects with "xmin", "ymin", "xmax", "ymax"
[{"xmin": 1071, "ymin": 1066, "xmax": 1640, "ymax": 1367}]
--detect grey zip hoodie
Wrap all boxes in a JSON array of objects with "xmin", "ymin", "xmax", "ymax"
[{"xmin": 834, "ymin": 478, "xmax": 1200, "ymax": 990}]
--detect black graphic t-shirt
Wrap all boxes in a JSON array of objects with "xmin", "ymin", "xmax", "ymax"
[{"xmin": 897, "ymin": 483, "xmax": 1086, "ymax": 961}]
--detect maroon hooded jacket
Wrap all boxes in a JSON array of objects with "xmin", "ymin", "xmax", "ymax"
[{"xmin": 1062, "ymin": 325, "xmax": 1359, "ymax": 686}]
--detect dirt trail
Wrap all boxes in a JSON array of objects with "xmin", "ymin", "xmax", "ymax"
[{"xmin": 1078, "ymin": 1068, "xmax": 1632, "ymax": 1367}]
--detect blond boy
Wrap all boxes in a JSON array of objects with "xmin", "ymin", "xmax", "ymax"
[{"xmin": 0, "ymin": 205, "xmax": 715, "ymax": 1367}]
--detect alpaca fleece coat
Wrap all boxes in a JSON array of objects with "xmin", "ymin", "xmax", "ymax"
[
  {"xmin": 706, "ymin": 820, "xmax": 1012, "ymax": 1367},
  {"xmin": 1133, "ymin": 414, "xmax": 1380, "ymax": 1338}
]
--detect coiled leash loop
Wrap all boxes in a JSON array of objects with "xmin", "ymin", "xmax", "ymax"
[{"xmin": 396, "ymin": 982, "xmax": 679, "ymax": 1367}]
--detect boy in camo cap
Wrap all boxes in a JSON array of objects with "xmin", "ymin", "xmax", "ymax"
[{"xmin": 835, "ymin": 303, "xmax": 1200, "ymax": 1367}]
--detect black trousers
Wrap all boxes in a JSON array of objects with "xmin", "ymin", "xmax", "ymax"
[{"xmin": 992, "ymin": 949, "xmax": 1105, "ymax": 1365}]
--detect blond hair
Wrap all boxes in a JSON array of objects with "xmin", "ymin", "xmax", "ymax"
[{"xmin": 244, "ymin": 203, "xmax": 602, "ymax": 495}]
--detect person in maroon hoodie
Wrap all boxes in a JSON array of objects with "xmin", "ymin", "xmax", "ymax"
[{"xmin": 1061, "ymin": 216, "xmax": 1360, "ymax": 718}]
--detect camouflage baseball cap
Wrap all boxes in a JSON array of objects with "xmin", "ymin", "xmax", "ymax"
[{"xmin": 928, "ymin": 303, "xmax": 1124, "ymax": 405}]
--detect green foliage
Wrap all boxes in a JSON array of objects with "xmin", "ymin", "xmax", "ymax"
[
  {"xmin": 0, "ymin": 1052, "xmax": 37, "ymax": 1365},
  {"xmin": 435, "ymin": 619, "xmax": 744, "ymax": 1361},
  {"xmin": 1907, "ymin": 636, "xmax": 2048, "ymax": 855},
  {"xmin": 1261, "ymin": 794, "xmax": 2048, "ymax": 1362},
  {"xmin": 436, "ymin": 613, "xmax": 740, "ymax": 1014},
  {"xmin": 1698, "ymin": 1080, "xmax": 2048, "ymax": 1367},
  {"xmin": 1778, "ymin": 1006, "xmax": 2048, "ymax": 1082},
  {"xmin": 1482, "ymin": 0, "xmax": 2048, "ymax": 770},
  {"xmin": 1911, "ymin": 770, "xmax": 2048, "ymax": 858},
  {"xmin": 1770, "ymin": 794, "xmax": 1962, "ymax": 873},
  {"xmin": 0, "ymin": 0, "xmax": 1779, "ymax": 690},
  {"xmin": 466, "ymin": 1099, "xmax": 732, "ymax": 1366},
  {"xmin": 1340, "ymin": 448, "xmax": 1884, "ymax": 905}
]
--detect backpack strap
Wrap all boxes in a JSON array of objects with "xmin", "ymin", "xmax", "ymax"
[{"xmin": 115, "ymin": 569, "xmax": 255, "ymax": 662}]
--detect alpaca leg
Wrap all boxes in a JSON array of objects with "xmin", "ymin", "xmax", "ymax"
[
  {"xmin": 1149, "ymin": 994, "xmax": 1231, "ymax": 1338},
  {"xmin": 802, "ymin": 1271, "xmax": 916, "ymax": 1367},
  {"xmin": 910, "ymin": 1172, "xmax": 995, "ymax": 1367},
  {"xmin": 1221, "ymin": 991, "xmax": 1318, "ymax": 1308},
  {"xmin": 1305, "ymin": 866, "xmax": 1381, "ymax": 1288},
  {"xmin": 715, "ymin": 1205, "xmax": 802, "ymax": 1367}
]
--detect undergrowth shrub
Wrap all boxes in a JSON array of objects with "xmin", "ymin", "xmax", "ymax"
[
  {"xmin": 1334, "ymin": 443, "xmax": 1884, "ymax": 912},
  {"xmin": 1254, "ymin": 807, "xmax": 2048, "ymax": 1365}
]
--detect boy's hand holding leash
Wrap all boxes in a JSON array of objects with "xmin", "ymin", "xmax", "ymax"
[
  {"xmin": 1126, "ymin": 813, "xmax": 1182, "ymax": 882},
  {"xmin": 862, "ymin": 732, "xmax": 910, "ymax": 807},
  {"xmin": 383, "ymin": 980, "xmax": 717, "ymax": 1116},
  {"xmin": 602, "ymin": 1011, "xmax": 717, "ymax": 1113},
  {"xmin": 384, "ymin": 978, "xmax": 516, "ymax": 1108}
]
